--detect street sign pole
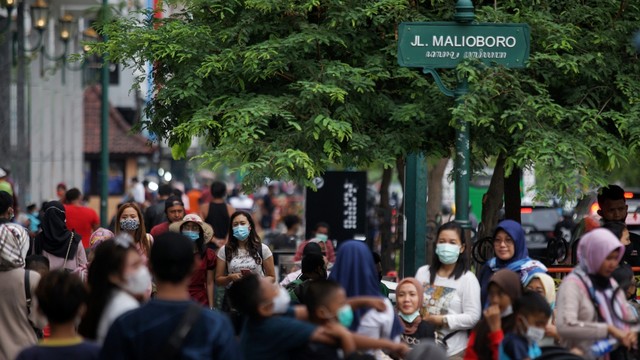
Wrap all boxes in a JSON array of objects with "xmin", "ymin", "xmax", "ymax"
[{"xmin": 398, "ymin": 0, "xmax": 530, "ymax": 233}]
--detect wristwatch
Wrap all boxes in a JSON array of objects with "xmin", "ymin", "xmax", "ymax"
[{"xmin": 442, "ymin": 316, "xmax": 449, "ymax": 328}]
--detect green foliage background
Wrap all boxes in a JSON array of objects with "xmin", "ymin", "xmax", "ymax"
[{"xmin": 90, "ymin": 0, "xmax": 640, "ymax": 196}]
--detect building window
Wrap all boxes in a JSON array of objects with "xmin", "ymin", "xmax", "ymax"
[{"xmin": 84, "ymin": 160, "xmax": 126, "ymax": 196}]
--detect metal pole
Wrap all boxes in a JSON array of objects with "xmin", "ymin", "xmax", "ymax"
[
  {"xmin": 454, "ymin": 78, "xmax": 470, "ymax": 227},
  {"xmin": 453, "ymin": 0, "xmax": 474, "ymax": 228},
  {"xmin": 15, "ymin": 0, "xmax": 27, "ymax": 211},
  {"xmin": 100, "ymin": 1, "xmax": 109, "ymax": 226},
  {"xmin": 403, "ymin": 153, "xmax": 427, "ymax": 277}
]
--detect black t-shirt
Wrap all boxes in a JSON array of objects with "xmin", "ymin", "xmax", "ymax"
[
  {"xmin": 400, "ymin": 320, "xmax": 436, "ymax": 348},
  {"xmin": 296, "ymin": 341, "xmax": 342, "ymax": 360},
  {"xmin": 205, "ymin": 202, "xmax": 230, "ymax": 239},
  {"xmin": 623, "ymin": 232, "xmax": 640, "ymax": 267}
]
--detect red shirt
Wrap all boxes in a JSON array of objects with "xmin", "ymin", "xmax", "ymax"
[
  {"xmin": 189, "ymin": 248, "xmax": 217, "ymax": 306},
  {"xmin": 150, "ymin": 222, "xmax": 170, "ymax": 238},
  {"xmin": 463, "ymin": 328, "xmax": 503, "ymax": 360},
  {"xmin": 64, "ymin": 204, "xmax": 99, "ymax": 248}
]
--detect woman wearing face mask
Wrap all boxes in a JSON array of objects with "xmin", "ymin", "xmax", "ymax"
[
  {"xmin": 525, "ymin": 273, "xmax": 559, "ymax": 346},
  {"xmin": 215, "ymin": 211, "xmax": 276, "ymax": 332},
  {"xmin": 396, "ymin": 277, "xmax": 436, "ymax": 348},
  {"xmin": 556, "ymin": 228, "xmax": 637, "ymax": 359},
  {"xmin": 415, "ymin": 221, "xmax": 481, "ymax": 359},
  {"xmin": 169, "ymin": 214, "xmax": 216, "ymax": 308},
  {"xmin": 79, "ymin": 234, "xmax": 152, "ymax": 344},
  {"xmin": 32, "ymin": 201, "xmax": 87, "ymax": 272},
  {"xmin": 464, "ymin": 269, "xmax": 522, "ymax": 360},
  {"xmin": 114, "ymin": 202, "xmax": 153, "ymax": 263},
  {"xmin": 329, "ymin": 239, "xmax": 404, "ymax": 358},
  {"xmin": 478, "ymin": 220, "xmax": 547, "ymax": 306}
]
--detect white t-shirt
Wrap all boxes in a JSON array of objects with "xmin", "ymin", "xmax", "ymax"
[
  {"xmin": 217, "ymin": 244, "xmax": 272, "ymax": 276},
  {"xmin": 356, "ymin": 298, "xmax": 401, "ymax": 359},
  {"xmin": 414, "ymin": 265, "xmax": 481, "ymax": 356},
  {"xmin": 97, "ymin": 290, "xmax": 139, "ymax": 344}
]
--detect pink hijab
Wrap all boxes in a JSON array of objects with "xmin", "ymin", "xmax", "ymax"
[
  {"xmin": 578, "ymin": 228, "xmax": 624, "ymax": 274},
  {"xmin": 397, "ymin": 277, "xmax": 424, "ymax": 312}
]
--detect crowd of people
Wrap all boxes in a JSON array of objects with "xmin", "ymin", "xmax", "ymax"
[{"xmin": 0, "ymin": 183, "xmax": 639, "ymax": 360}]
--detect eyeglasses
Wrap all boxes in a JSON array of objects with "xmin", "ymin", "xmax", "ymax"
[{"xmin": 493, "ymin": 238, "xmax": 514, "ymax": 246}]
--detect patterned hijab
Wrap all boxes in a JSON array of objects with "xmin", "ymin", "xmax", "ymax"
[{"xmin": 0, "ymin": 223, "xmax": 30, "ymax": 270}]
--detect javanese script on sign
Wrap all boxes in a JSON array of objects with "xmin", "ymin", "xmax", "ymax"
[{"xmin": 397, "ymin": 22, "xmax": 530, "ymax": 69}]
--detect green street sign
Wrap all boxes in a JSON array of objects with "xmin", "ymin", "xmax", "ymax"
[{"xmin": 397, "ymin": 22, "xmax": 530, "ymax": 69}]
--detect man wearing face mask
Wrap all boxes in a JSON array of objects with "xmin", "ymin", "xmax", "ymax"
[
  {"xmin": 596, "ymin": 185, "xmax": 640, "ymax": 266},
  {"xmin": 499, "ymin": 291, "xmax": 551, "ymax": 360},
  {"xmin": 150, "ymin": 196, "xmax": 185, "ymax": 238},
  {"xmin": 293, "ymin": 222, "xmax": 336, "ymax": 264}
]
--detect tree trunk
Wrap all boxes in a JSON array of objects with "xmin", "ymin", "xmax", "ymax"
[
  {"xmin": 379, "ymin": 167, "xmax": 394, "ymax": 274},
  {"xmin": 504, "ymin": 166, "xmax": 522, "ymax": 223},
  {"xmin": 427, "ymin": 158, "xmax": 449, "ymax": 223},
  {"xmin": 479, "ymin": 154, "xmax": 506, "ymax": 240}
]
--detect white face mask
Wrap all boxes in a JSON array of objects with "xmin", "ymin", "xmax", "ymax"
[
  {"xmin": 123, "ymin": 266, "xmax": 152, "ymax": 295},
  {"xmin": 501, "ymin": 305, "xmax": 513, "ymax": 318},
  {"xmin": 521, "ymin": 316, "xmax": 546, "ymax": 343},
  {"xmin": 272, "ymin": 286, "xmax": 291, "ymax": 314}
]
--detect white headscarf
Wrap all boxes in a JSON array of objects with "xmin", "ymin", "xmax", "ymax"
[{"xmin": 0, "ymin": 223, "xmax": 30, "ymax": 270}]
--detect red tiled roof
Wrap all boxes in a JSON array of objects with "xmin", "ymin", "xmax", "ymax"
[{"xmin": 84, "ymin": 85, "xmax": 155, "ymax": 155}]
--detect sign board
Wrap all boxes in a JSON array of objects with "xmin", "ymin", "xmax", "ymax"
[
  {"xmin": 397, "ymin": 22, "xmax": 530, "ymax": 69},
  {"xmin": 305, "ymin": 171, "xmax": 367, "ymax": 243}
]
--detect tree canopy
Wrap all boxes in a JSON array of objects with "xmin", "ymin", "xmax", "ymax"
[{"xmin": 92, "ymin": 0, "xmax": 640, "ymax": 195}]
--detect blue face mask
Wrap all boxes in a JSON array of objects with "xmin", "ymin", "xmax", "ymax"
[
  {"xmin": 315, "ymin": 233, "xmax": 328, "ymax": 242},
  {"xmin": 233, "ymin": 225, "xmax": 250, "ymax": 241},
  {"xmin": 399, "ymin": 310, "xmax": 420, "ymax": 323},
  {"xmin": 435, "ymin": 243, "xmax": 461, "ymax": 264},
  {"xmin": 182, "ymin": 230, "xmax": 200, "ymax": 241},
  {"xmin": 337, "ymin": 304, "xmax": 354, "ymax": 328}
]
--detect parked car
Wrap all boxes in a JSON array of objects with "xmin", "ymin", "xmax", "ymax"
[{"xmin": 520, "ymin": 206, "xmax": 563, "ymax": 263}]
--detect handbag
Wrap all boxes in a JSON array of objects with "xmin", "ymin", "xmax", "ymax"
[{"xmin": 62, "ymin": 233, "xmax": 74, "ymax": 273}]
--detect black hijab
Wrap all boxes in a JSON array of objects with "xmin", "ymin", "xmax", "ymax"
[{"xmin": 35, "ymin": 201, "xmax": 81, "ymax": 259}]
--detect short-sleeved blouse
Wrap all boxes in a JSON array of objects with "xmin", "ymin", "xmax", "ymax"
[{"xmin": 217, "ymin": 243, "xmax": 272, "ymax": 276}]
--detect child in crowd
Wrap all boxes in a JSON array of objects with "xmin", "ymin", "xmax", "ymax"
[
  {"xmin": 228, "ymin": 274, "xmax": 350, "ymax": 360},
  {"xmin": 300, "ymin": 279, "xmax": 408, "ymax": 360},
  {"xmin": 464, "ymin": 269, "xmax": 522, "ymax": 360},
  {"xmin": 16, "ymin": 270, "xmax": 100, "ymax": 360},
  {"xmin": 499, "ymin": 291, "xmax": 551, "ymax": 360},
  {"xmin": 73, "ymin": 228, "xmax": 114, "ymax": 282},
  {"xmin": 25, "ymin": 255, "xmax": 50, "ymax": 276},
  {"xmin": 25, "ymin": 255, "xmax": 51, "ymax": 339},
  {"xmin": 395, "ymin": 278, "xmax": 435, "ymax": 348},
  {"xmin": 286, "ymin": 252, "xmax": 327, "ymax": 305},
  {"xmin": 612, "ymin": 264, "xmax": 640, "ymax": 314}
]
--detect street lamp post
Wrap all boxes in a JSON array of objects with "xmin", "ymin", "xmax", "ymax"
[
  {"xmin": 100, "ymin": 0, "xmax": 109, "ymax": 226},
  {"xmin": 1, "ymin": 0, "xmax": 86, "ymax": 208}
]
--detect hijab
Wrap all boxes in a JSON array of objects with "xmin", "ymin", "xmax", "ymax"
[
  {"xmin": 397, "ymin": 277, "xmax": 424, "ymax": 335},
  {"xmin": 329, "ymin": 240, "xmax": 403, "ymax": 337},
  {"xmin": 526, "ymin": 272, "xmax": 557, "ymax": 309},
  {"xmin": 577, "ymin": 228, "xmax": 624, "ymax": 275},
  {"xmin": 568, "ymin": 228, "xmax": 629, "ymax": 329},
  {"xmin": 0, "ymin": 222, "xmax": 29, "ymax": 270},
  {"xmin": 475, "ymin": 269, "xmax": 522, "ymax": 359},
  {"xmin": 488, "ymin": 269, "xmax": 523, "ymax": 303},
  {"xmin": 488, "ymin": 220, "xmax": 547, "ymax": 284},
  {"xmin": 36, "ymin": 201, "xmax": 81, "ymax": 259}
]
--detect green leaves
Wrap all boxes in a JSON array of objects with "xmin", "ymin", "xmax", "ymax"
[{"xmin": 91, "ymin": 0, "xmax": 640, "ymax": 194}]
